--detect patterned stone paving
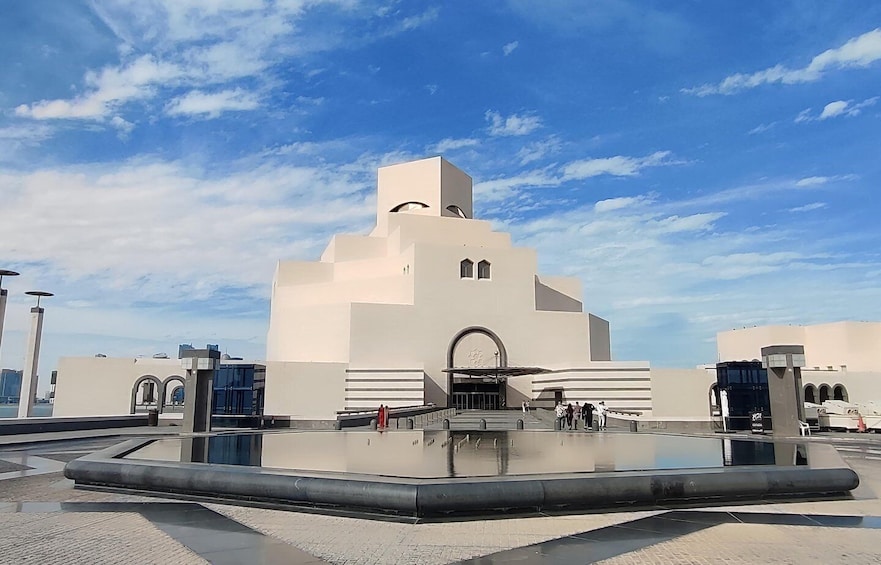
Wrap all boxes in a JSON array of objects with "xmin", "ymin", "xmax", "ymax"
[
  {"xmin": 598, "ymin": 524, "xmax": 881, "ymax": 565},
  {"xmin": 0, "ymin": 512, "xmax": 206, "ymax": 565}
]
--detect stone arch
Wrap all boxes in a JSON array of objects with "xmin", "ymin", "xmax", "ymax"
[
  {"xmin": 447, "ymin": 326, "xmax": 508, "ymax": 370},
  {"xmin": 819, "ymin": 383, "xmax": 832, "ymax": 404},
  {"xmin": 709, "ymin": 383, "xmax": 720, "ymax": 419},
  {"xmin": 131, "ymin": 375, "xmax": 163, "ymax": 414},
  {"xmin": 832, "ymin": 384, "xmax": 848, "ymax": 402},
  {"xmin": 804, "ymin": 383, "xmax": 817, "ymax": 404},
  {"xmin": 162, "ymin": 375, "xmax": 186, "ymax": 413}
]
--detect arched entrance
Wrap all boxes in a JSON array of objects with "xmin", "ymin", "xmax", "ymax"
[
  {"xmin": 833, "ymin": 384, "xmax": 848, "ymax": 402},
  {"xmin": 446, "ymin": 327, "xmax": 507, "ymax": 410},
  {"xmin": 819, "ymin": 384, "xmax": 831, "ymax": 404}
]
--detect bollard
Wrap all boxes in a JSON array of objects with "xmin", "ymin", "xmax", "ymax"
[
  {"xmin": 516, "ymin": 419, "xmax": 524, "ymax": 430},
  {"xmin": 147, "ymin": 409, "xmax": 159, "ymax": 427},
  {"xmin": 443, "ymin": 418, "xmax": 450, "ymax": 430},
  {"xmin": 554, "ymin": 418, "xmax": 561, "ymax": 431},
  {"xmin": 369, "ymin": 418, "xmax": 377, "ymax": 430},
  {"xmin": 479, "ymin": 418, "xmax": 487, "ymax": 430},
  {"xmin": 630, "ymin": 420, "xmax": 638, "ymax": 433},
  {"xmin": 333, "ymin": 420, "xmax": 342, "ymax": 430},
  {"xmin": 406, "ymin": 418, "xmax": 414, "ymax": 429}
]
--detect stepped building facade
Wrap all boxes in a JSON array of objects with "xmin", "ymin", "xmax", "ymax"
[{"xmin": 263, "ymin": 157, "xmax": 653, "ymax": 422}]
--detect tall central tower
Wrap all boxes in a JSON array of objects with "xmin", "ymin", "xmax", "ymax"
[{"xmin": 373, "ymin": 157, "xmax": 474, "ymax": 235}]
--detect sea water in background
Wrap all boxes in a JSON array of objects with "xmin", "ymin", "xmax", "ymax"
[{"xmin": 0, "ymin": 404, "xmax": 54, "ymax": 418}]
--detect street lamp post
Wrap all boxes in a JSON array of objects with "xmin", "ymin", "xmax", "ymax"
[
  {"xmin": 0, "ymin": 270, "xmax": 20, "ymax": 358},
  {"xmin": 18, "ymin": 291, "xmax": 52, "ymax": 418}
]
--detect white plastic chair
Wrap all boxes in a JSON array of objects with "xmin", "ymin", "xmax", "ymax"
[{"xmin": 798, "ymin": 421, "xmax": 811, "ymax": 436}]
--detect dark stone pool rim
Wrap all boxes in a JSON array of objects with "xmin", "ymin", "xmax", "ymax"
[{"xmin": 64, "ymin": 436, "xmax": 860, "ymax": 518}]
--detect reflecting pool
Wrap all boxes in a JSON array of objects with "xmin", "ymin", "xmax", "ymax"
[{"xmin": 125, "ymin": 430, "xmax": 809, "ymax": 479}]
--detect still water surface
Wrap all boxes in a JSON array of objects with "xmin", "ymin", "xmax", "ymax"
[
  {"xmin": 127, "ymin": 430, "xmax": 809, "ymax": 479},
  {"xmin": 0, "ymin": 404, "xmax": 53, "ymax": 418}
]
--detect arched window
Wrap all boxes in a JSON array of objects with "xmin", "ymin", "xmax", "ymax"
[
  {"xmin": 391, "ymin": 201, "xmax": 429, "ymax": 212},
  {"xmin": 460, "ymin": 259, "xmax": 473, "ymax": 278},
  {"xmin": 804, "ymin": 384, "xmax": 816, "ymax": 404},
  {"xmin": 833, "ymin": 384, "xmax": 848, "ymax": 402},
  {"xmin": 819, "ymin": 384, "xmax": 831, "ymax": 403},
  {"xmin": 477, "ymin": 260, "xmax": 491, "ymax": 280},
  {"xmin": 446, "ymin": 204, "xmax": 468, "ymax": 218}
]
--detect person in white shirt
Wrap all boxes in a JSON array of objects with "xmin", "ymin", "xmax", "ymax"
[
  {"xmin": 597, "ymin": 401, "xmax": 607, "ymax": 430},
  {"xmin": 554, "ymin": 402, "xmax": 566, "ymax": 430}
]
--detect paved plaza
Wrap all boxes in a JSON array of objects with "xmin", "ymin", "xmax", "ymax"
[{"xmin": 0, "ymin": 428, "xmax": 880, "ymax": 564}]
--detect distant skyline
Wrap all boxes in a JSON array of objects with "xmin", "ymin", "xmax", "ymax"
[{"xmin": 2, "ymin": 2, "xmax": 880, "ymax": 395}]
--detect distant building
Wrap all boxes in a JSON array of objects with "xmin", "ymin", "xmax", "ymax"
[
  {"xmin": 0, "ymin": 369, "xmax": 22, "ymax": 403},
  {"xmin": 718, "ymin": 321, "xmax": 881, "ymax": 406},
  {"xmin": 53, "ymin": 346, "xmax": 264, "ymax": 424}
]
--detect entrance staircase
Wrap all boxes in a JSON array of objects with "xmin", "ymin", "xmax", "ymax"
[{"xmin": 423, "ymin": 409, "xmax": 551, "ymax": 431}]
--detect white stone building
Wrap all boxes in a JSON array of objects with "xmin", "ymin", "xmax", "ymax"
[
  {"xmin": 717, "ymin": 321, "xmax": 881, "ymax": 406},
  {"xmin": 263, "ymin": 157, "xmax": 653, "ymax": 422}
]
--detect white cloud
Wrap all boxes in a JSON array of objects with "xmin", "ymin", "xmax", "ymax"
[
  {"xmin": 516, "ymin": 136, "xmax": 561, "ymax": 165},
  {"xmin": 13, "ymin": 2, "xmax": 439, "ymax": 127},
  {"xmin": 474, "ymin": 169, "xmax": 559, "ymax": 203},
  {"xmin": 819, "ymin": 100, "xmax": 850, "ymax": 119},
  {"xmin": 747, "ymin": 122, "xmax": 776, "ymax": 135},
  {"xmin": 0, "ymin": 158, "xmax": 374, "ymax": 306},
  {"xmin": 424, "ymin": 84, "xmax": 438, "ymax": 95},
  {"xmin": 0, "ymin": 124, "xmax": 53, "ymax": 143},
  {"xmin": 789, "ymin": 202, "xmax": 827, "ymax": 212},
  {"xmin": 485, "ymin": 110, "xmax": 542, "ymax": 136},
  {"xmin": 594, "ymin": 194, "xmax": 654, "ymax": 212},
  {"xmin": 165, "ymin": 88, "xmax": 260, "ymax": 117},
  {"xmin": 795, "ymin": 97, "xmax": 878, "ymax": 123},
  {"xmin": 15, "ymin": 55, "xmax": 183, "ymax": 121},
  {"xmin": 684, "ymin": 28, "xmax": 881, "ymax": 96},
  {"xmin": 562, "ymin": 150, "xmax": 676, "ymax": 180},
  {"xmin": 110, "ymin": 116, "xmax": 135, "ymax": 135},
  {"xmin": 398, "ymin": 7, "xmax": 440, "ymax": 31},
  {"xmin": 502, "ymin": 41, "xmax": 519, "ymax": 56},
  {"xmin": 795, "ymin": 174, "xmax": 857, "ymax": 187},
  {"xmin": 429, "ymin": 137, "xmax": 480, "ymax": 154}
]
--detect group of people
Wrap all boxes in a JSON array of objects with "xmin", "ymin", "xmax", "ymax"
[{"xmin": 554, "ymin": 400, "xmax": 606, "ymax": 431}]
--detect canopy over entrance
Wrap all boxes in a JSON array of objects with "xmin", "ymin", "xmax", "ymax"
[{"xmin": 443, "ymin": 367, "xmax": 550, "ymax": 377}]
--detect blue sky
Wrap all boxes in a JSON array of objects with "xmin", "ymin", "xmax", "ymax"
[{"xmin": 1, "ymin": 1, "xmax": 880, "ymax": 394}]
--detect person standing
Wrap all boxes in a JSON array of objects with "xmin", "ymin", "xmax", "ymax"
[
  {"xmin": 525, "ymin": 400, "xmax": 530, "ymax": 413},
  {"xmin": 554, "ymin": 402, "xmax": 566, "ymax": 430},
  {"xmin": 584, "ymin": 403, "xmax": 594, "ymax": 430},
  {"xmin": 522, "ymin": 401, "xmax": 527, "ymax": 414},
  {"xmin": 597, "ymin": 401, "xmax": 607, "ymax": 430},
  {"xmin": 574, "ymin": 402, "xmax": 582, "ymax": 430},
  {"xmin": 565, "ymin": 403, "xmax": 574, "ymax": 430}
]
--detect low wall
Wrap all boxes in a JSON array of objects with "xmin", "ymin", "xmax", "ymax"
[{"xmin": 0, "ymin": 415, "xmax": 149, "ymax": 436}]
